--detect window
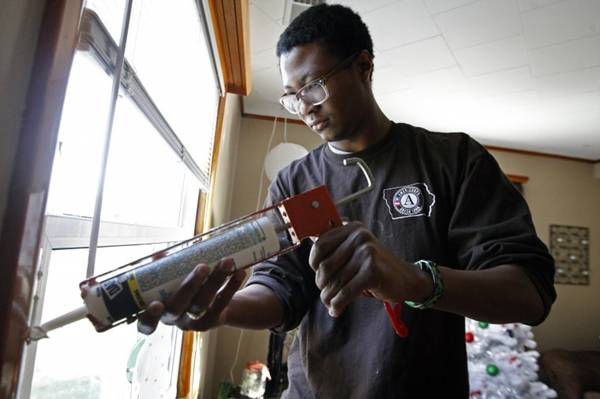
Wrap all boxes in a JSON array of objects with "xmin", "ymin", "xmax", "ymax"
[{"xmin": 18, "ymin": 1, "xmax": 220, "ymax": 398}]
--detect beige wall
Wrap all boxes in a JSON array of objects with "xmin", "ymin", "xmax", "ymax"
[
  {"xmin": 208, "ymin": 116, "xmax": 600, "ymax": 397},
  {"xmin": 201, "ymin": 93, "xmax": 242, "ymax": 399},
  {"xmin": 229, "ymin": 117, "xmax": 324, "ymax": 219},
  {"xmin": 208, "ymin": 95, "xmax": 243, "ymax": 228},
  {"xmin": 206, "ymin": 116, "xmax": 322, "ymax": 398},
  {"xmin": 490, "ymin": 150, "xmax": 600, "ymax": 352}
]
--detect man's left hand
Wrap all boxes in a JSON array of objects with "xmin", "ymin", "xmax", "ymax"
[{"xmin": 309, "ymin": 221, "xmax": 431, "ymax": 317}]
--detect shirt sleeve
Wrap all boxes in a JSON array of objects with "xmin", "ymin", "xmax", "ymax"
[
  {"xmin": 244, "ymin": 172, "xmax": 319, "ymax": 333},
  {"xmin": 447, "ymin": 137, "xmax": 556, "ymax": 324}
]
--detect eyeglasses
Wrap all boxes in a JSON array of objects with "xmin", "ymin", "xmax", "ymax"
[{"xmin": 279, "ymin": 52, "xmax": 360, "ymax": 115}]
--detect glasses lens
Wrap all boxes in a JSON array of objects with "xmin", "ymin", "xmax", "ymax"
[
  {"xmin": 280, "ymin": 95, "xmax": 299, "ymax": 114},
  {"xmin": 299, "ymin": 82, "xmax": 327, "ymax": 105},
  {"xmin": 279, "ymin": 81, "xmax": 328, "ymax": 114}
]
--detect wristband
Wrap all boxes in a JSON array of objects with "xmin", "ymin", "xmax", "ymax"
[{"xmin": 404, "ymin": 260, "xmax": 444, "ymax": 310}]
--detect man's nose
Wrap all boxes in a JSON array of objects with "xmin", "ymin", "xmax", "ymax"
[{"xmin": 298, "ymin": 98, "xmax": 317, "ymax": 117}]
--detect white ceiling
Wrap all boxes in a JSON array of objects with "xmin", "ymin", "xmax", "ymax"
[{"xmin": 245, "ymin": 0, "xmax": 600, "ymax": 160}]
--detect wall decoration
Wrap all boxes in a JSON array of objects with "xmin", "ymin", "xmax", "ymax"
[{"xmin": 550, "ymin": 224, "xmax": 590, "ymax": 285}]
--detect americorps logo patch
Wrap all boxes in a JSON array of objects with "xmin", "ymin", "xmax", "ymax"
[{"xmin": 382, "ymin": 183, "xmax": 436, "ymax": 219}]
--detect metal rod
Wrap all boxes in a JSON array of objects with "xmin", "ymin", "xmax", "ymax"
[
  {"xmin": 86, "ymin": 0, "xmax": 134, "ymax": 278},
  {"xmin": 335, "ymin": 157, "xmax": 374, "ymax": 207}
]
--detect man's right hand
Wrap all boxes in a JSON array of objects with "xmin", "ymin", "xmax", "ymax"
[{"xmin": 137, "ymin": 258, "xmax": 246, "ymax": 334}]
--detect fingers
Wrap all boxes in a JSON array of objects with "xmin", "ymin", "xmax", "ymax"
[
  {"xmin": 319, "ymin": 261, "xmax": 358, "ymax": 308},
  {"xmin": 309, "ymin": 221, "xmax": 367, "ymax": 270},
  {"xmin": 310, "ymin": 222, "xmax": 372, "ymax": 297},
  {"xmin": 138, "ymin": 258, "xmax": 241, "ymax": 335},
  {"xmin": 178, "ymin": 269, "xmax": 246, "ymax": 331},
  {"xmin": 169, "ymin": 259, "xmax": 234, "ymax": 322},
  {"xmin": 160, "ymin": 263, "xmax": 213, "ymax": 324},
  {"xmin": 137, "ymin": 301, "xmax": 165, "ymax": 335},
  {"xmin": 311, "ymin": 226, "xmax": 380, "ymax": 318},
  {"xmin": 314, "ymin": 233, "xmax": 356, "ymax": 290},
  {"xmin": 320, "ymin": 245, "xmax": 375, "ymax": 316},
  {"xmin": 328, "ymin": 267, "xmax": 371, "ymax": 317},
  {"xmin": 309, "ymin": 222, "xmax": 355, "ymax": 270}
]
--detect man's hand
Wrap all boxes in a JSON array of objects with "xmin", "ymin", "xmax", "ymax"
[
  {"xmin": 309, "ymin": 222, "xmax": 431, "ymax": 317},
  {"xmin": 137, "ymin": 258, "xmax": 246, "ymax": 334}
]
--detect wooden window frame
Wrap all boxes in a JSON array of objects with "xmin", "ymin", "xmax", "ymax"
[{"xmin": 208, "ymin": 0, "xmax": 251, "ymax": 95}]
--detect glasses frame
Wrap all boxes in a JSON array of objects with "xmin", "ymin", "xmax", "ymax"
[{"xmin": 279, "ymin": 51, "xmax": 361, "ymax": 115}]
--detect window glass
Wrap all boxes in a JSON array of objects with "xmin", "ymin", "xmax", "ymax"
[
  {"xmin": 25, "ymin": 0, "xmax": 219, "ymax": 397},
  {"xmin": 125, "ymin": 0, "xmax": 219, "ymax": 172},
  {"xmin": 30, "ymin": 244, "xmax": 171, "ymax": 399},
  {"xmin": 45, "ymin": 52, "xmax": 113, "ymax": 219},
  {"xmin": 100, "ymin": 94, "xmax": 200, "ymax": 228}
]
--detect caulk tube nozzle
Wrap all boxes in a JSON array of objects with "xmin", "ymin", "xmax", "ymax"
[
  {"xmin": 28, "ymin": 306, "xmax": 88, "ymax": 342},
  {"xmin": 43, "ymin": 306, "xmax": 88, "ymax": 331}
]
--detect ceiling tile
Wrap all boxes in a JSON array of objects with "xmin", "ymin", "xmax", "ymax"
[
  {"xmin": 363, "ymin": 0, "xmax": 439, "ymax": 50},
  {"xmin": 530, "ymin": 35, "xmax": 600, "ymax": 76},
  {"xmin": 581, "ymin": 0, "xmax": 600, "ymax": 32},
  {"xmin": 434, "ymin": 0, "xmax": 522, "ymax": 50},
  {"xmin": 521, "ymin": 0, "xmax": 598, "ymax": 48},
  {"xmin": 424, "ymin": 0, "xmax": 479, "ymax": 14},
  {"xmin": 251, "ymin": 0, "xmax": 285, "ymax": 23},
  {"xmin": 330, "ymin": 0, "xmax": 397, "ymax": 14},
  {"xmin": 246, "ymin": 0, "xmax": 600, "ymax": 159},
  {"xmin": 406, "ymin": 66, "xmax": 468, "ymax": 94},
  {"xmin": 467, "ymin": 66, "xmax": 534, "ymax": 97},
  {"xmin": 375, "ymin": 65, "xmax": 468, "ymax": 103},
  {"xmin": 476, "ymin": 89, "xmax": 541, "ymax": 113},
  {"xmin": 249, "ymin": 66, "xmax": 282, "ymax": 102},
  {"xmin": 380, "ymin": 91, "xmax": 477, "ymax": 133},
  {"xmin": 540, "ymin": 91, "xmax": 600, "ymax": 115},
  {"xmin": 373, "ymin": 67, "xmax": 413, "ymax": 94},
  {"xmin": 252, "ymin": 47, "xmax": 279, "ymax": 72},
  {"xmin": 250, "ymin": 3, "xmax": 284, "ymax": 53},
  {"xmin": 454, "ymin": 35, "xmax": 528, "ymax": 76},
  {"xmin": 534, "ymin": 66, "xmax": 600, "ymax": 97},
  {"xmin": 517, "ymin": 0, "xmax": 562, "ymax": 12},
  {"xmin": 375, "ymin": 36, "xmax": 456, "ymax": 74}
]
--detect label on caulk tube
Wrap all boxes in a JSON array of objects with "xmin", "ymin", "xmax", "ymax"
[
  {"xmin": 87, "ymin": 214, "xmax": 284, "ymax": 328},
  {"xmin": 131, "ymin": 215, "xmax": 281, "ymax": 303},
  {"xmin": 99, "ymin": 274, "xmax": 139, "ymax": 322}
]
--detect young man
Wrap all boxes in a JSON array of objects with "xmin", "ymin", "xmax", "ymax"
[{"xmin": 139, "ymin": 5, "xmax": 555, "ymax": 398}]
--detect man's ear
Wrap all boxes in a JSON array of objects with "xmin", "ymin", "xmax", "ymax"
[{"xmin": 356, "ymin": 50, "xmax": 374, "ymax": 83}]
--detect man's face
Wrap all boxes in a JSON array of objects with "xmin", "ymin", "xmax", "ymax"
[{"xmin": 279, "ymin": 43, "xmax": 369, "ymax": 143}]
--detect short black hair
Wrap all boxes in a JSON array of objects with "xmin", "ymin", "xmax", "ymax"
[{"xmin": 276, "ymin": 4, "xmax": 374, "ymax": 61}]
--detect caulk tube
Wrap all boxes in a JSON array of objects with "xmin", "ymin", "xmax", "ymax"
[{"xmin": 80, "ymin": 208, "xmax": 293, "ymax": 331}]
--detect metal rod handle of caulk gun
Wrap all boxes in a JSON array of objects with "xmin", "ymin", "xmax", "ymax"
[
  {"xmin": 335, "ymin": 158, "xmax": 374, "ymax": 207},
  {"xmin": 332, "ymin": 158, "xmax": 408, "ymax": 337},
  {"xmin": 26, "ymin": 157, "xmax": 374, "ymax": 342}
]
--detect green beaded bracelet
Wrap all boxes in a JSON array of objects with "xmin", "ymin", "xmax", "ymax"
[{"xmin": 404, "ymin": 260, "xmax": 444, "ymax": 310}]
